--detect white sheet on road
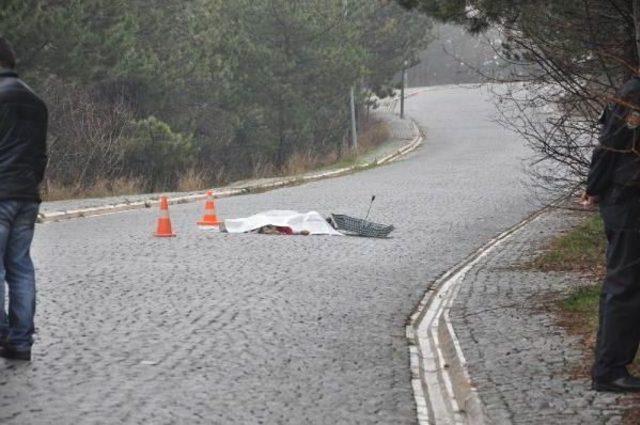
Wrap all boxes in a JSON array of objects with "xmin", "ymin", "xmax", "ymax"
[{"xmin": 222, "ymin": 210, "xmax": 343, "ymax": 236}]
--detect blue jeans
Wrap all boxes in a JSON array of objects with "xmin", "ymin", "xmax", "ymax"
[{"xmin": 0, "ymin": 200, "xmax": 39, "ymax": 351}]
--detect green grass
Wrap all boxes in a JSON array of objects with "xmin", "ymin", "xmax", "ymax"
[
  {"xmin": 542, "ymin": 214, "xmax": 639, "ymax": 407},
  {"xmin": 563, "ymin": 285, "xmax": 600, "ymax": 313},
  {"xmin": 560, "ymin": 283, "xmax": 640, "ymax": 374},
  {"xmin": 531, "ymin": 213, "xmax": 604, "ymax": 328},
  {"xmin": 532, "ymin": 214, "xmax": 606, "ymax": 273},
  {"xmin": 561, "ymin": 285, "xmax": 600, "ymax": 332}
]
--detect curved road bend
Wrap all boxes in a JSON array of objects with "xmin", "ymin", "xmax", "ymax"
[{"xmin": 1, "ymin": 84, "xmax": 537, "ymax": 424}]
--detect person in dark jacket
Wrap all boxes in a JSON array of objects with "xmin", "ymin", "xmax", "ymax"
[
  {"xmin": 584, "ymin": 75, "xmax": 640, "ymax": 392},
  {"xmin": 0, "ymin": 37, "xmax": 47, "ymax": 361}
]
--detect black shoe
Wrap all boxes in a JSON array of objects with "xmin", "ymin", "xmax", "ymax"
[
  {"xmin": 0, "ymin": 346, "xmax": 31, "ymax": 361},
  {"xmin": 592, "ymin": 375, "xmax": 640, "ymax": 393}
]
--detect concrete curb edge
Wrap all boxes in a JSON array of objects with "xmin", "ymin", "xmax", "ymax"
[{"xmin": 406, "ymin": 203, "xmax": 556, "ymax": 424}]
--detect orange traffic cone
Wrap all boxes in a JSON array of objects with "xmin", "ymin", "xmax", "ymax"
[
  {"xmin": 154, "ymin": 196, "xmax": 176, "ymax": 237},
  {"xmin": 198, "ymin": 190, "xmax": 221, "ymax": 226}
]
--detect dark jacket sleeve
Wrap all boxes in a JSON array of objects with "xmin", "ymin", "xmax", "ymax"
[
  {"xmin": 0, "ymin": 103, "xmax": 11, "ymax": 143},
  {"xmin": 586, "ymin": 146, "xmax": 613, "ymax": 196},
  {"xmin": 34, "ymin": 104, "xmax": 48, "ymax": 183},
  {"xmin": 586, "ymin": 105, "xmax": 627, "ymax": 196}
]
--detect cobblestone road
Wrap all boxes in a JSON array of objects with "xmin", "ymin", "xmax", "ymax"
[
  {"xmin": 450, "ymin": 208, "xmax": 636, "ymax": 424},
  {"xmin": 1, "ymin": 85, "xmax": 537, "ymax": 424}
]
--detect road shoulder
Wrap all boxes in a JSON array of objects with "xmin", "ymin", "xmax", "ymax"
[
  {"xmin": 38, "ymin": 111, "xmax": 422, "ymax": 223},
  {"xmin": 414, "ymin": 205, "xmax": 640, "ymax": 424}
]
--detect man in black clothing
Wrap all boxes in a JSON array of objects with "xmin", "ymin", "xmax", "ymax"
[
  {"xmin": 585, "ymin": 75, "xmax": 640, "ymax": 392},
  {"xmin": 0, "ymin": 37, "xmax": 48, "ymax": 362}
]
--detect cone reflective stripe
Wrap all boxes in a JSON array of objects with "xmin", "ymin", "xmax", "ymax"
[
  {"xmin": 154, "ymin": 196, "xmax": 176, "ymax": 237},
  {"xmin": 198, "ymin": 190, "xmax": 221, "ymax": 226}
]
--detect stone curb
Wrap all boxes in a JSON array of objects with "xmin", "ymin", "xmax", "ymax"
[
  {"xmin": 379, "ymin": 89, "xmax": 429, "ymax": 114},
  {"xmin": 407, "ymin": 204, "xmax": 556, "ymax": 425},
  {"xmin": 37, "ymin": 119, "xmax": 423, "ymax": 224}
]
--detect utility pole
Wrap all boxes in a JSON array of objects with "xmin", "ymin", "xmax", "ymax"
[
  {"xmin": 344, "ymin": 0, "xmax": 358, "ymax": 151},
  {"xmin": 400, "ymin": 60, "xmax": 408, "ymax": 119},
  {"xmin": 350, "ymin": 86, "xmax": 358, "ymax": 150}
]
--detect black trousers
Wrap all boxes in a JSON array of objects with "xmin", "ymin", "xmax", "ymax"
[{"xmin": 593, "ymin": 228, "xmax": 640, "ymax": 381}]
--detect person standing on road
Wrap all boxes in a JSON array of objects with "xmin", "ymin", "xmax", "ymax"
[
  {"xmin": 584, "ymin": 75, "xmax": 640, "ymax": 392},
  {"xmin": 0, "ymin": 37, "xmax": 48, "ymax": 362}
]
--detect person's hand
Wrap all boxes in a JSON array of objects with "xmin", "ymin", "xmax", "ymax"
[
  {"xmin": 580, "ymin": 191, "xmax": 599, "ymax": 207},
  {"xmin": 627, "ymin": 111, "xmax": 640, "ymax": 129}
]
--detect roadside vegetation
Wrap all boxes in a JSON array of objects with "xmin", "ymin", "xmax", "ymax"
[
  {"xmin": 2, "ymin": 1, "xmax": 432, "ymax": 200},
  {"xmin": 531, "ymin": 215, "xmax": 606, "ymax": 275},
  {"xmin": 398, "ymin": 0, "xmax": 640, "ymax": 195},
  {"xmin": 531, "ymin": 214, "xmax": 640, "ymax": 378},
  {"xmin": 530, "ymin": 214, "xmax": 604, "ymax": 355}
]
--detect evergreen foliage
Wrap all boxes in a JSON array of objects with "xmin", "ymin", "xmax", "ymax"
[
  {"xmin": 398, "ymin": 0, "xmax": 640, "ymax": 192},
  {"xmin": 1, "ymin": 0, "xmax": 432, "ymax": 195}
]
